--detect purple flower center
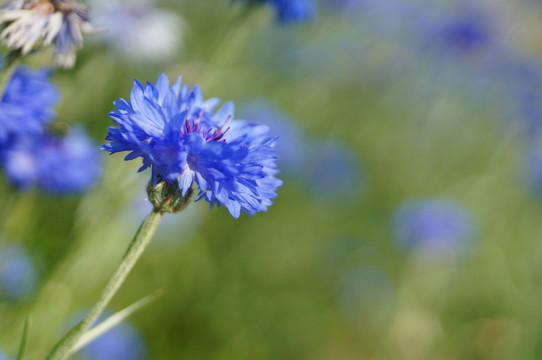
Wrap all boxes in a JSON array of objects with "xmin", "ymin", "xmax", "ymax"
[{"xmin": 180, "ymin": 107, "xmax": 231, "ymax": 143}]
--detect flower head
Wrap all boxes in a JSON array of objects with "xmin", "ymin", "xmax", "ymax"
[
  {"xmin": 102, "ymin": 73, "xmax": 282, "ymax": 218},
  {"xmin": 0, "ymin": 0, "xmax": 96, "ymax": 68},
  {"xmin": 1, "ymin": 127, "xmax": 101, "ymax": 193},
  {"xmin": 0, "ymin": 65, "xmax": 58, "ymax": 145}
]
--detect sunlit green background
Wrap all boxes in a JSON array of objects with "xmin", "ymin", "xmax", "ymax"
[{"xmin": 2, "ymin": 0, "xmax": 542, "ymax": 359}]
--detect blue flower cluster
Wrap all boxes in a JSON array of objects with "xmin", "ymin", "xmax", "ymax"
[
  {"xmin": 102, "ymin": 74, "xmax": 282, "ymax": 218},
  {"xmin": 0, "ymin": 65, "xmax": 101, "ymax": 193},
  {"xmin": 2, "ymin": 127, "xmax": 101, "ymax": 192}
]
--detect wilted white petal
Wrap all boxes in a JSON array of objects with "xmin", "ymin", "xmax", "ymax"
[
  {"xmin": 43, "ymin": 11, "xmax": 63, "ymax": 44},
  {"xmin": 0, "ymin": 0, "xmax": 94, "ymax": 68}
]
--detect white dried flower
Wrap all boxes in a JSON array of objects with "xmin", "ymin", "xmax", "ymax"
[{"xmin": 0, "ymin": 0, "xmax": 96, "ymax": 68}]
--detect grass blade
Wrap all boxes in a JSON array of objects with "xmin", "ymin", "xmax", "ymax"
[
  {"xmin": 16, "ymin": 315, "xmax": 31, "ymax": 360},
  {"xmin": 71, "ymin": 288, "xmax": 165, "ymax": 355}
]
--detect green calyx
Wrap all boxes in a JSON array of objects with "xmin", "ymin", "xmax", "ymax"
[{"xmin": 146, "ymin": 179, "xmax": 194, "ymax": 213}]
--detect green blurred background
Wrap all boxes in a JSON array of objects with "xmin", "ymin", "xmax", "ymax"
[{"xmin": 3, "ymin": 0, "xmax": 542, "ymax": 359}]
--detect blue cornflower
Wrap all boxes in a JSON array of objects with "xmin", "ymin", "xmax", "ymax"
[
  {"xmin": 0, "ymin": 244, "xmax": 38, "ymax": 302},
  {"xmin": 1, "ymin": 127, "xmax": 101, "ymax": 193},
  {"xmin": 0, "ymin": 65, "xmax": 59, "ymax": 145},
  {"xmin": 392, "ymin": 199, "xmax": 476, "ymax": 256},
  {"xmin": 0, "ymin": 0, "xmax": 96, "ymax": 68},
  {"xmin": 235, "ymin": 0, "xmax": 316, "ymax": 24},
  {"xmin": 102, "ymin": 74, "xmax": 282, "ymax": 218}
]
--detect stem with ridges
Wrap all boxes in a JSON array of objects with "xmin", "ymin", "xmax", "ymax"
[{"xmin": 46, "ymin": 209, "xmax": 163, "ymax": 360}]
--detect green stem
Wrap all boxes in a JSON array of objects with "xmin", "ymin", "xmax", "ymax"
[
  {"xmin": 46, "ymin": 209, "xmax": 163, "ymax": 360},
  {"xmin": 0, "ymin": 50, "xmax": 22, "ymax": 98}
]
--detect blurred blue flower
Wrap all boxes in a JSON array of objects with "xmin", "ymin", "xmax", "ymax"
[
  {"xmin": 268, "ymin": 0, "xmax": 316, "ymax": 24},
  {"xmin": 0, "ymin": 244, "xmax": 38, "ymax": 302},
  {"xmin": 1, "ymin": 127, "xmax": 101, "ymax": 193},
  {"xmin": 305, "ymin": 140, "xmax": 362, "ymax": 202},
  {"xmin": 235, "ymin": 0, "xmax": 316, "ymax": 24},
  {"xmin": 392, "ymin": 199, "xmax": 476, "ymax": 256},
  {"xmin": 0, "ymin": 66, "xmax": 59, "ymax": 145},
  {"xmin": 425, "ymin": 7, "xmax": 495, "ymax": 56},
  {"xmin": 239, "ymin": 100, "xmax": 307, "ymax": 176},
  {"xmin": 68, "ymin": 310, "xmax": 146, "ymax": 360},
  {"xmin": 0, "ymin": 0, "xmax": 96, "ymax": 68},
  {"xmin": 78, "ymin": 321, "xmax": 146, "ymax": 360},
  {"xmin": 102, "ymin": 73, "xmax": 282, "ymax": 218},
  {"xmin": 437, "ymin": 17, "xmax": 491, "ymax": 52}
]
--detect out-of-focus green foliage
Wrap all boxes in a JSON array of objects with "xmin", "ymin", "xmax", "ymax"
[{"xmin": 2, "ymin": 0, "xmax": 542, "ymax": 359}]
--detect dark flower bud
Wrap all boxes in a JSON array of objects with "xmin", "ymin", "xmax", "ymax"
[{"xmin": 146, "ymin": 179, "xmax": 194, "ymax": 214}]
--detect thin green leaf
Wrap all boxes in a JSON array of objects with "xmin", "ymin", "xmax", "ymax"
[
  {"xmin": 16, "ymin": 315, "xmax": 31, "ymax": 360},
  {"xmin": 71, "ymin": 288, "xmax": 165, "ymax": 355}
]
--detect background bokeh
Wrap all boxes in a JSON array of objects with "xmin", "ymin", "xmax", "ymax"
[{"xmin": 3, "ymin": 0, "xmax": 542, "ymax": 358}]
